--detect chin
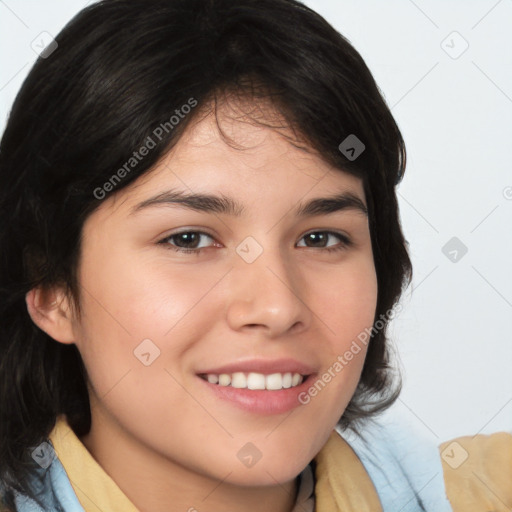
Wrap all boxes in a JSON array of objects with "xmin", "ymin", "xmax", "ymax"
[
  {"xmin": 226, "ymin": 467, "xmax": 305, "ymax": 488},
  {"xmin": 215, "ymin": 455, "xmax": 311, "ymax": 487}
]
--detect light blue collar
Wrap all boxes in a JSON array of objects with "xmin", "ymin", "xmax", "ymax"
[{"xmin": 337, "ymin": 414, "xmax": 453, "ymax": 511}]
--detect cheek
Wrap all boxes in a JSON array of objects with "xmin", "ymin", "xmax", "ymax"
[
  {"xmin": 74, "ymin": 246, "xmax": 225, "ymax": 390},
  {"xmin": 304, "ymin": 255, "xmax": 377, "ymax": 411},
  {"xmin": 315, "ymin": 255, "xmax": 378, "ymax": 350},
  {"xmin": 79, "ymin": 239, "xmax": 213, "ymax": 333}
]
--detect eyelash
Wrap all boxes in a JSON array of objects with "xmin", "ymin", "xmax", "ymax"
[{"xmin": 157, "ymin": 230, "xmax": 353, "ymax": 255}]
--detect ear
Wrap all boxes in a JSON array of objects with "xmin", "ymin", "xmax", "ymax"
[{"xmin": 25, "ymin": 286, "xmax": 76, "ymax": 344}]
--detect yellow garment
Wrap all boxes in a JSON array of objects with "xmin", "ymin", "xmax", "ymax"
[
  {"xmin": 314, "ymin": 431, "xmax": 382, "ymax": 511},
  {"xmin": 48, "ymin": 415, "xmax": 512, "ymax": 512},
  {"xmin": 440, "ymin": 432, "xmax": 512, "ymax": 512},
  {"xmin": 49, "ymin": 416, "xmax": 139, "ymax": 512}
]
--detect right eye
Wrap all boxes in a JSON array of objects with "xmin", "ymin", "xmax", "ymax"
[{"xmin": 158, "ymin": 230, "xmax": 220, "ymax": 254}]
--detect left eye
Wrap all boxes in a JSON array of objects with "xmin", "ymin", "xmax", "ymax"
[
  {"xmin": 297, "ymin": 231, "xmax": 351, "ymax": 249},
  {"xmin": 158, "ymin": 230, "xmax": 352, "ymax": 254}
]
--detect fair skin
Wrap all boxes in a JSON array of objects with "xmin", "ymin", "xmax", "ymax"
[{"xmin": 26, "ymin": 98, "xmax": 378, "ymax": 512}]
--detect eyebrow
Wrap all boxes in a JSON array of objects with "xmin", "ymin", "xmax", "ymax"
[{"xmin": 129, "ymin": 189, "xmax": 368, "ymax": 218}]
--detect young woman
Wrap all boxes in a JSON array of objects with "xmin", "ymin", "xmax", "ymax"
[{"xmin": 0, "ymin": 1, "xmax": 510, "ymax": 511}]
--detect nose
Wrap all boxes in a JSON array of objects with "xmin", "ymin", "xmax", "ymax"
[{"xmin": 225, "ymin": 243, "xmax": 310, "ymax": 338}]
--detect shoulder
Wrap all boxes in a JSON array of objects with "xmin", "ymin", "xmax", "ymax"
[{"xmin": 440, "ymin": 431, "xmax": 512, "ymax": 511}]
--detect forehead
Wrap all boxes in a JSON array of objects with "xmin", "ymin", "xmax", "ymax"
[{"xmin": 100, "ymin": 97, "xmax": 365, "ymax": 218}]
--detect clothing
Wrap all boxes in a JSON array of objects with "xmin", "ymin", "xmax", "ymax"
[
  {"xmin": 440, "ymin": 432, "xmax": 512, "ymax": 511},
  {"xmin": 1, "ymin": 414, "xmax": 511, "ymax": 511}
]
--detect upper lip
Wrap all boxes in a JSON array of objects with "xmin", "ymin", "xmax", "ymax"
[{"xmin": 196, "ymin": 358, "xmax": 316, "ymax": 376}]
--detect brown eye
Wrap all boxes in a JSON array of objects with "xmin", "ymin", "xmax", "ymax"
[
  {"xmin": 159, "ymin": 231, "xmax": 216, "ymax": 253},
  {"xmin": 297, "ymin": 231, "xmax": 352, "ymax": 251}
]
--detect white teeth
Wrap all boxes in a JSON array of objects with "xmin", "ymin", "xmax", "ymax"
[
  {"xmin": 247, "ymin": 372, "xmax": 266, "ymax": 390},
  {"xmin": 282, "ymin": 372, "xmax": 292, "ymax": 388},
  {"xmin": 207, "ymin": 374, "xmax": 219, "ymax": 384},
  {"xmin": 204, "ymin": 372, "xmax": 304, "ymax": 390},
  {"xmin": 218, "ymin": 374, "xmax": 231, "ymax": 386},
  {"xmin": 266, "ymin": 373, "xmax": 284, "ymax": 390},
  {"xmin": 231, "ymin": 372, "xmax": 247, "ymax": 388}
]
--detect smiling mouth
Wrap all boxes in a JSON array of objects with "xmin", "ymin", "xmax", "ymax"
[{"xmin": 198, "ymin": 372, "xmax": 307, "ymax": 391}]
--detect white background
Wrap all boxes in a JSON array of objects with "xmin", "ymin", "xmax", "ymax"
[{"xmin": 1, "ymin": 0, "xmax": 511, "ymax": 443}]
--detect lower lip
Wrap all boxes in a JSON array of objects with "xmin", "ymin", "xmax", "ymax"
[{"xmin": 197, "ymin": 374, "xmax": 316, "ymax": 415}]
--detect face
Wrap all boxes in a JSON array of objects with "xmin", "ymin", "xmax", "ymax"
[{"xmin": 46, "ymin": 100, "xmax": 377, "ymax": 491}]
